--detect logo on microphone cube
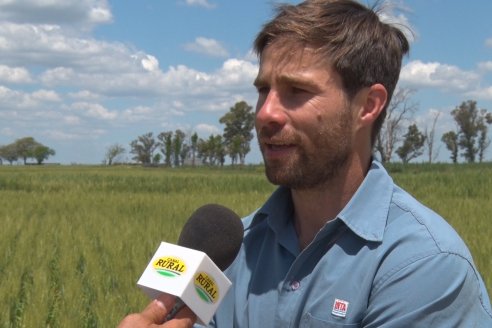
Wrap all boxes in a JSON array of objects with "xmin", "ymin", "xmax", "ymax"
[
  {"xmin": 194, "ymin": 272, "xmax": 219, "ymax": 304},
  {"xmin": 153, "ymin": 256, "xmax": 187, "ymax": 277},
  {"xmin": 332, "ymin": 298, "xmax": 349, "ymax": 318}
]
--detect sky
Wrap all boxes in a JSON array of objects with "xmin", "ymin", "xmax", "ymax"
[{"xmin": 1, "ymin": 0, "xmax": 492, "ymax": 165}]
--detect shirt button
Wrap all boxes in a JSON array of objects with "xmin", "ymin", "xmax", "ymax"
[{"xmin": 290, "ymin": 280, "xmax": 300, "ymax": 291}]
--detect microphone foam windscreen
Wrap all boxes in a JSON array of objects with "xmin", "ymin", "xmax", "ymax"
[{"xmin": 177, "ymin": 204, "xmax": 243, "ymax": 271}]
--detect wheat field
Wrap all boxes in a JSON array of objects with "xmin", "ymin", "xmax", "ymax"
[{"xmin": 0, "ymin": 163, "xmax": 490, "ymax": 327}]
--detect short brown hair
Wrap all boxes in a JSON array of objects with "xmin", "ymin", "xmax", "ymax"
[{"xmin": 254, "ymin": 0, "xmax": 410, "ymax": 144}]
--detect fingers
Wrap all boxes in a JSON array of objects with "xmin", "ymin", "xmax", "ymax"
[{"xmin": 163, "ymin": 305, "xmax": 197, "ymax": 328}]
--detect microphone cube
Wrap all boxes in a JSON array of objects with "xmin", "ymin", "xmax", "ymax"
[{"xmin": 137, "ymin": 242, "xmax": 232, "ymax": 325}]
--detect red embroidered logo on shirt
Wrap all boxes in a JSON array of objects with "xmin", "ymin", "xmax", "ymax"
[{"xmin": 332, "ymin": 298, "xmax": 349, "ymax": 318}]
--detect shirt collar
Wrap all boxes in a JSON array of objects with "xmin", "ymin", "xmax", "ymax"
[
  {"xmin": 337, "ymin": 160, "xmax": 393, "ymax": 242},
  {"xmin": 249, "ymin": 160, "xmax": 393, "ymax": 243}
]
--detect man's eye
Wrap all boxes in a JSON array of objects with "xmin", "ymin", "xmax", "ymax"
[{"xmin": 291, "ymin": 87, "xmax": 307, "ymax": 94}]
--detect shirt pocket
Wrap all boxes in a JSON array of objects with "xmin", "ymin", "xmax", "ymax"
[{"xmin": 300, "ymin": 312, "xmax": 361, "ymax": 327}]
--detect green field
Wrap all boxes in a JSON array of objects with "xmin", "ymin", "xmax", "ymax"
[{"xmin": 0, "ymin": 163, "xmax": 490, "ymax": 327}]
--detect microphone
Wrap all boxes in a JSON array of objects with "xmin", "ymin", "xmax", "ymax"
[{"xmin": 137, "ymin": 204, "xmax": 243, "ymax": 325}]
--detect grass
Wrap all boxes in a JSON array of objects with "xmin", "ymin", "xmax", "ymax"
[{"xmin": 0, "ymin": 163, "xmax": 490, "ymax": 326}]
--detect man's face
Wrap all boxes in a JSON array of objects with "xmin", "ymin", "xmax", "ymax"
[{"xmin": 254, "ymin": 42, "xmax": 356, "ymax": 190}]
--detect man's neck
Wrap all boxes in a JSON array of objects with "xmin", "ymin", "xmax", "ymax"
[{"xmin": 291, "ymin": 158, "xmax": 369, "ymax": 249}]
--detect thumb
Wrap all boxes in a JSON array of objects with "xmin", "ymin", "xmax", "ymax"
[{"xmin": 140, "ymin": 294, "xmax": 176, "ymax": 324}]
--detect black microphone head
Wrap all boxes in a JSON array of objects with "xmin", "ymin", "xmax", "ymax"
[{"xmin": 177, "ymin": 204, "xmax": 243, "ymax": 271}]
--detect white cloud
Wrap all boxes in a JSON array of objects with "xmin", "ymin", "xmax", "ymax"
[
  {"xmin": 184, "ymin": 37, "xmax": 229, "ymax": 58},
  {"xmin": 400, "ymin": 60, "xmax": 480, "ymax": 91},
  {"xmin": 0, "ymin": 0, "xmax": 112, "ymax": 28},
  {"xmin": 0, "ymin": 65, "xmax": 33, "ymax": 83},
  {"xmin": 184, "ymin": 0, "xmax": 216, "ymax": 9},
  {"xmin": 31, "ymin": 89, "xmax": 61, "ymax": 102},
  {"xmin": 68, "ymin": 90, "xmax": 100, "ymax": 100},
  {"xmin": 466, "ymin": 86, "xmax": 492, "ymax": 101},
  {"xmin": 70, "ymin": 102, "xmax": 117, "ymax": 120},
  {"xmin": 63, "ymin": 115, "xmax": 81, "ymax": 125},
  {"xmin": 485, "ymin": 37, "xmax": 492, "ymax": 48},
  {"xmin": 478, "ymin": 61, "xmax": 492, "ymax": 72},
  {"xmin": 141, "ymin": 54, "xmax": 159, "ymax": 72}
]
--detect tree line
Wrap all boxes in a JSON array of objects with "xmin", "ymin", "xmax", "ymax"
[
  {"xmin": 2, "ymin": 94, "xmax": 491, "ymax": 166},
  {"xmin": 375, "ymin": 89, "xmax": 491, "ymax": 164},
  {"xmin": 105, "ymin": 100, "xmax": 255, "ymax": 167},
  {"xmin": 0, "ymin": 137, "xmax": 56, "ymax": 165}
]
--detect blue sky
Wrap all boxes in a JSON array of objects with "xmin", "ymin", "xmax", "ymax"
[{"xmin": 1, "ymin": 0, "xmax": 491, "ymax": 164}]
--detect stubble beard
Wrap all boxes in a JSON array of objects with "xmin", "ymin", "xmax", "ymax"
[{"xmin": 260, "ymin": 111, "xmax": 353, "ymax": 190}]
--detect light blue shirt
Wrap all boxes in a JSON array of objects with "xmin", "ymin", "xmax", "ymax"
[{"xmin": 207, "ymin": 161, "xmax": 492, "ymax": 327}]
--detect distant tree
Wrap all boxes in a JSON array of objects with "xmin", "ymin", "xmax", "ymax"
[
  {"xmin": 396, "ymin": 124, "xmax": 426, "ymax": 164},
  {"xmin": 32, "ymin": 145, "xmax": 55, "ymax": 164},
  {"xmin": 130, "ymin": 132, "xmax": 157, "ymax": 165},
  {"xmin": 424, "ymin": 111, "xmax": 441, "ymax": 164},
  {"xmin": 173, "ymin": 129, "xmax": 186, "ymax": 167},
  {"xmin": 0, "ymin": 143, "xmax": 19, "ymax": 164},
  {"xmin": 375, "ymin": 88, "xmax": 418, "ymax": 163},
  {"xmin": 180, "ymin": 144, "xmax": 190, "ymax": 166},
  {"xmin": 104, "ymin": 143, "xmax": 125, "ymax": 165},
  {"xmin": 190, "ymin": 132, "xmax": 198, "ymax": 167},
  {"xmin": 477, "ymin": 111, "xmax": 492, "ymax": 163},
  {"xmin": 450, "ymin": 100, "xmax": 491, "ymax": 163},
  {"xmin": 441, "ymin": 131, "xmax": 459, "ymax": 163},
  {"xmin": 197, "ymin": 134, "xmax": 225, "ymax": 166},
  {"xmin": 158, "ymin": 131, "xmax": 173, "ymax": 167},
  {"xmin": 219, "ymin": 101, "xmax": 255, "ymax": 165},
  {"xmin": 152, "ymin": 153, "xmax": 161, "ymax": 165},
  {"xmin": 14, "ymin": 137, "xmax": 39, "ymax": 164}
]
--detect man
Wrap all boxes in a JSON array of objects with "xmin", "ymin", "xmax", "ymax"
[{"xmin": 120, "ymin": 0, "xmax": 492, "ymax": 327}]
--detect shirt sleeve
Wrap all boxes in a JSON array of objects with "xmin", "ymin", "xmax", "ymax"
[{"xmin": 363, "ymin": 252, "xmax": 492, "ymax": 327}]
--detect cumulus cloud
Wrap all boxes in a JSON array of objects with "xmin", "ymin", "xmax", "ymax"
[
  {"xmin": 478, "ymin": 61, "xmax": 492, "ymax": 72},
  {"xmin": 184, "ymin": 0, "xmax": 216, "ymax": 9},
  {"xmin": 70, "ymin": 102, "xmax": 117, "ymax": 120},
  {"xmin": 184, "ymin": 37, "xmax": 229, "ymax": 58},
  {"xmin": 0, "ymin": 0, "xmax": 112, "ymax": 28},
  {"xmin": 0, "ymin": 65, "xmax": 33, "ymax": 83},
  {"xmin": 400, "ymin": 60, "xmax": 480, "ymax": 91},
  {"xmin": 466, "ymin": 86, "xmax": 492, "ymax": 100},
  {"xmin": 31, "ymin": 89, "xmax": 61, "ymax": 102}
]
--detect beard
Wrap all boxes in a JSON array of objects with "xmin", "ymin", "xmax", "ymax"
[{"xmin": 258, "ymin": 109, "xmax": 353, "ymax": 190}]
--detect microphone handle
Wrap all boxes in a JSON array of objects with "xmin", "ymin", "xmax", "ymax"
[{"xmin": 165, "ymin": 297, "xmax": 186, "ymax": 321}]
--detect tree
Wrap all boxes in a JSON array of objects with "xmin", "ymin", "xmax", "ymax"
[
  {"xmin": 130, "ymin": 132, "xmax": 157, "ymax": 165},
  {"xmin": 14, "ymin": 137, "xmax": 39, "ymax": 164},
  {"xmin": 477, "ymin": 111, "xmax": 492, "ymax": 163},
  {"xmin": 219, "ymin": 101, "xmax": 255, "ymax": 165},
  {"xmin": 32, "ymin": 145, "xmax": 55, "ymax": 164},
  {"xmin": 197, "ymin": 134, "xmax": 226, "ymax": 166},
  {"xmin": 395, "ymin": 124, "xmax": 426, "ymax": 164},
  {"xmin": 173, "ymin": 129, "xmax": 186, "ymax": 167},
  {"xmin": 441, "ymin": 131, "xmax": 459, "ymax": 163},
  {"xmin": 450, "ymin": 100, "xmax": 491, "ymax": 163},
  {"xmin": 158, "ymin": 131, "xmax": 173, "ymax": 167},
  {"xmin": 0, "ymin": 143, "xmax": 19, "ymax": 164},
  {"xmin": 375, "ymin": 88, "xmax": 418, "ymax": 163},
  {"xmin": 105, "ymin": 144, "xmax": 125, "ymax": 165},
  {"xmin": 190, "ymin": 132, "xmax": 198, "ymax": 167},
  {"xmin": 424, "ymin": 111, "xmax": 441, "ymax": 164},
  {"xmin": 152, "ymin": 153, "xmax": 162, "ymax": 165}
]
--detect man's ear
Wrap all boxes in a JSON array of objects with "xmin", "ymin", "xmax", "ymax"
[{"xmin": 357, "ymin": 83, "xmax": 387, "ymax": 127}]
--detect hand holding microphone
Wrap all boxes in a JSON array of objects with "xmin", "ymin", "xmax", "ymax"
[
  {"xmin": 118, "ymin": 204, "xmax": 243, "ymax": 327},
  {"xmin": 117, "ymin": 295, "xmax": 196, "ymax": 328}
]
